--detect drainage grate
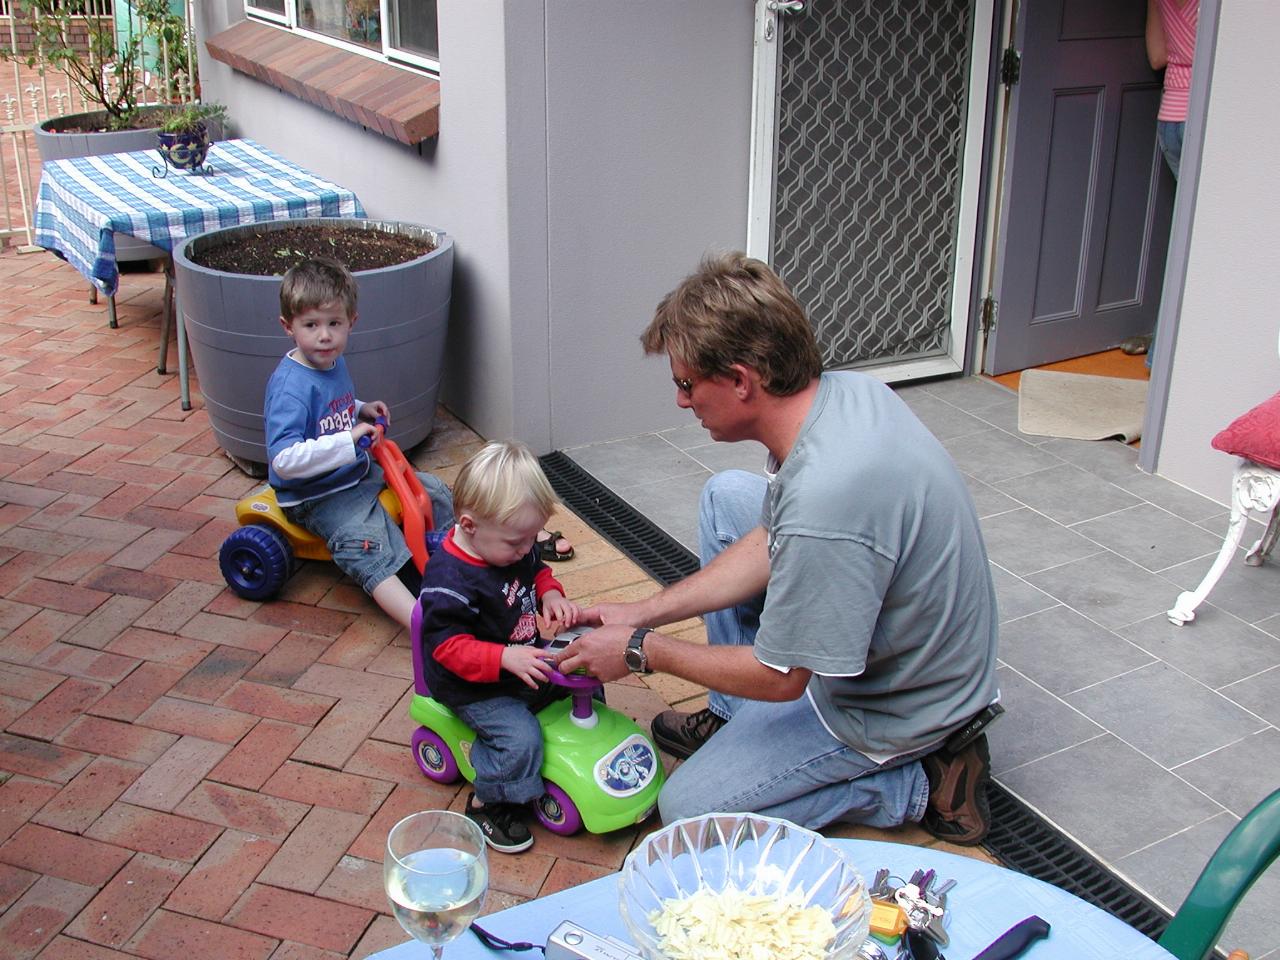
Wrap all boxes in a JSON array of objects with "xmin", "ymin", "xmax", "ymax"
[
  {"xmin": 542, "ymin": 450, "xmax": 1178, "ymax": 943},
  {"xmin": 541, "ymin": 452, "xmax": 701, "ymax": 587}
]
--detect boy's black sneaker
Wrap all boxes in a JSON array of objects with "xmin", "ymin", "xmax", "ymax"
[{"xmin": 465, "ymin": 793, "xmax": 533, "ymax": 854}]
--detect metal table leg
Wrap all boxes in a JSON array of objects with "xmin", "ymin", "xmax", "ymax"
[
  {"xmin": 158, "ymin": 258, "xmax": 174, "ymax": 375},
  {"xmin": 171, "ymin": 261, "xmax": 191, "ymax": 411}
]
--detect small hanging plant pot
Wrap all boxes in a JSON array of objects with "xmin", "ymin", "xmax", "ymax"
[
  {"xmin": 155, "ymin": 122, "xmax": 212, "ymax": 176},
  {"xmin": 152, "ymin": 104, "xmax": 228, "ymax": 178}
]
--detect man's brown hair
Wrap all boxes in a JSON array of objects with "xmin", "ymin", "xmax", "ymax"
[
  {"xmin": 279, "ymin": 257, "xmax": 358, "ymax": 321},
  {"xmin": 641, "ymin": 252, "xmax": 822, "ymax": 396}
]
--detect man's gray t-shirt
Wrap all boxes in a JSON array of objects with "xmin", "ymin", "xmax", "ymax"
[{"xmin": 754, "ymin": 372, "xmax": 998, "ymax": 757}]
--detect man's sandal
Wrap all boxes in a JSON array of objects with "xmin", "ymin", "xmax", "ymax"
[
  {"xmin": 920, "ymin": 733, "xmax": 992, "ymax": 846},
  {"xmin": 536, "ymin": 529, "xmax": 574, "ymax": 562}
]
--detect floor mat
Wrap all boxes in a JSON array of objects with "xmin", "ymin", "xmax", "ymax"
[{"xmin": 1017, "ymin": 369, "xmax": 1148, "ymax": 442}]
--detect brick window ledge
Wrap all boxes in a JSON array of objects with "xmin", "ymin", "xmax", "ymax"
[{"xmin": 205, "ymin": 20, "xmax": 439, "ymax": 146}]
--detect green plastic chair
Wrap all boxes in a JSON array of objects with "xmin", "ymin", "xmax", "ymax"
[{"xmin": 1157, "ymin": 786, "xmax": 1280, "ymax": 960}]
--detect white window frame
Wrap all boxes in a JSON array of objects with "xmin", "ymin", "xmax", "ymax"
[{"xmin": 243, "ymin": 0, "xmax": 438, "ymax": 74}]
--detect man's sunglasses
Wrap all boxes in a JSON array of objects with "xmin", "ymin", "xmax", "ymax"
[{"xmin": 672, "ymin": 375, "xmax": 695, "ymax": 396}]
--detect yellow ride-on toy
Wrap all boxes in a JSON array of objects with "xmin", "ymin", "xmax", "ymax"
[{"xmin": 218, "ymin": 419, "xmax": 433, "ymax": 600}]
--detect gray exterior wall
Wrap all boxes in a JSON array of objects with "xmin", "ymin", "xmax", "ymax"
[
  {"xmin": 196, "ymin": 1, "xmax": 753, "ymax": 453},
  {"xmin": 1155, "ymin": 0, "xmax": 1280, "ymax": 501}
]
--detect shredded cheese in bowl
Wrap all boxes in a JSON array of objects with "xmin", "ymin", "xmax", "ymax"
[{"xmin": 649, "ymin": 886, "xmax": 837, "ymax": 960}]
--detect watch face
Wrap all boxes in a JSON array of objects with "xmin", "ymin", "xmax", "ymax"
[{"xmin": 624, "ymin": 647, "xmax": 643, "ymax": 671}]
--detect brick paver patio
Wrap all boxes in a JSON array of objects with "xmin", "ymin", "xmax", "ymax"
[{"xmin": 0, "ymin": 216, "xmax": 988, "ymax": 959}]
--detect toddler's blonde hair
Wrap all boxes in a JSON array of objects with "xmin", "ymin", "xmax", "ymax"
[{"xmin": 452, "ymin": 440, "xmax": 559, "ymax": 524}]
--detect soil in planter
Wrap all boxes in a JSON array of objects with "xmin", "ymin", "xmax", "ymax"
[{"xmin": 191, "ymin": 224, "xmax": 435, "ymax": 276}]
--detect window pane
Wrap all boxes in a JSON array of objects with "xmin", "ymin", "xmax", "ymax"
[
  {"xmin": 297, "ymin": 0, "xmax": 380, "ymax": 52},
  {"xmin": 247, "ymin": 0, "xmax": 286, "ymax": 15},
  {"xmin": 389, "ymin": 0, "xmax": 438, "ymax": 62}
]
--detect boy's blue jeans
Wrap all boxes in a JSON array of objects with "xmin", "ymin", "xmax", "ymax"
[
  {"xmin": 284, "ymin": 464, "xmax": 454, "ymax": 593},
  {"xmin": 454, "ymin": 685, "xmax": 571, "ymax": 806},
  {"xmin": 657, "ymin": 470, "xmax": 929, "ymax": 831}
]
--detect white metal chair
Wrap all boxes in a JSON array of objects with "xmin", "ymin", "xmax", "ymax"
[{"xmin": 1168, "ymin": 331, "xmax": 1280, "ymax": 625}]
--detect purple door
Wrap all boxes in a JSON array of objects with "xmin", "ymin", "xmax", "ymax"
[{"xmin": 985, "ymin": 0, "xmax": 1176, "ymax": 374}]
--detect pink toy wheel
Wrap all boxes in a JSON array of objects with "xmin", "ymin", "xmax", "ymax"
[
  {"xmin": 412, "ymin": 727, "xmax": 459, "ymax": 783},
  {"xmin": 535, "ymin": 781, "xmax": 583, "ymax": 835}
]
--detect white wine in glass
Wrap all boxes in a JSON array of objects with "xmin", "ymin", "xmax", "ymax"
[{"xmin": 385, "ymin": 810, "xmax": 488, "ymax": 958}]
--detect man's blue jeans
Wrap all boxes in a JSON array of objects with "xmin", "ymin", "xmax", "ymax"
[{"xmin": 657, "ymin": 470, "xmax": 929, "ymax": 831}]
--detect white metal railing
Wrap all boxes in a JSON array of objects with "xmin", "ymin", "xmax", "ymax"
[{"xmin": 1, "ymin": 0, "xmax": 196, "ymax": 249}]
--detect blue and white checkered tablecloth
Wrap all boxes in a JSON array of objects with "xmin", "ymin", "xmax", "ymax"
[{"xmin": 34, "ymin": 137, "xmax": 366, "ymax": 296}]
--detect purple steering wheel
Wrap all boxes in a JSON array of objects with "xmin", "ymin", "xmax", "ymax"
[{"xmin": 539, "ymin": 659, "xmax": 602, "ymax": 721}]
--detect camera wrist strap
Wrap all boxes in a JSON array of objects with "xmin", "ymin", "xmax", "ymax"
[{"xmin": 469, "ymin": 921, "xmax": 543, "ymax": 953}]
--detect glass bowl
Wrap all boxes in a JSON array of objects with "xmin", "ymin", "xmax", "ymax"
[{"xmin": 618, "ymin": 813, "xmax": 871, "ymax": 960}]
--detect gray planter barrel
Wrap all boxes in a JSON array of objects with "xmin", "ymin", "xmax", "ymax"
[
  {"xmin": 34, "ymin": 106, "xmax": 174, "ymax": 263},
  {"xmin": 173, "ymin": 218, "xmax": 453, "ymax": 468}
]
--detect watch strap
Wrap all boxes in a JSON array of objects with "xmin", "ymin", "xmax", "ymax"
[{"xmin": 627, "ymin": 627, "xmax": 653, "ymax": 673}]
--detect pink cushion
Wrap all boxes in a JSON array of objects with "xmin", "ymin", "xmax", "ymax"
[{"xmin": 1212, "ymin": 391, "xmax": 1280, "ymax": 469}]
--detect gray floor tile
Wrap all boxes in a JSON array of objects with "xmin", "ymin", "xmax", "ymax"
[
  {"xmin": 997, "ymin": 734, "xmax": 1224, "ymax": 860},
  {"xmin": 995, "ymin": 464, "xmax": 1142, "ymax": 526},
  {"xmin": 942, "ymin": 429, "xmax": 1065, "ymax": 484},
  {"xmin": 683, "ymin": 439, "xmax": 769, "ymax": 475},
  {"xmin": 1070, "ymin": 503, "xmax": 1227, "ymax": 573},
  {"xmin": 1026, "ymin": 551, "xmax": 1183, "ymax": 630},
  {"xmin": 656, "ymin": 423, "xmax": 713, "ymax": 450},
  {"xmin": 963, "ymin": 476, "xmax": 1021, "ymax": 520},
  {"xmin": 989, "ymin": 564, "xmax": 1058, "ymax": 623},
  {"xmin": 892, "ymin": 389, "xmax": 994, "ymax": 441},
  {"xmin": 998, "ymin": 605, "xmax": 1155, "ymax": 696},
  {"xmin": 612, "ymin": 472, "xmax": 710, "ymax": 553},
  {"xmin": 1065, "ymin": 662, "xmax": 1266, "ymax": 768},
  {"xmin": 1108, "ymin": 470, "xmax": 1227, "ymax": 525},
  {"xmin": 1176, "ymin": 727, "xmax": 1280, "ymax": 817},
  {"xmin": 979, "ymin": 508, "xmax": 1105, "ymax": 577},
  {"xmin": 566, "ymin": 434, "xmax": 707, "ymax": 489},
  {"xmin": 1163, "ymin": 550, "xmax": 1280, "ymax": 624},
  {"xmin": 1120, "ymin": 611, "xmax": 1280, "ymax": 689},
  {"xmin": 1037, "ymin": 436, "xmax": 1141, "ymax": 484},
  {"xmin": 1116, "ymin": 811, "xmax": 1236, "ymax": 914},
  {"xmin": 1221, "ymin": 665, "xmax": 1280, "ymax": 727},
  {"xmin": 968, "ymin": 397, "xmax": 1054, "ymax": 444},
  {"xmin": 1115, "ymin": 813, "xmax": 1280, "ymax": 959},
  {"xmin": 988, "ymin": 664, "xmax": 1104, "ymax": 775},
  {"xmin": 918, "ymin": 375, "xmax": 1015, "ymax": 412}
]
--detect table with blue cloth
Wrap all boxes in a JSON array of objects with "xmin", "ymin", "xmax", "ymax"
[
  {"xmin": 370, "ymin": 838, "xmax": 1177, "ymax": 960},
  {"xmin": 34, "ymin": 137, "xmax": 365, "ymax": 408}
]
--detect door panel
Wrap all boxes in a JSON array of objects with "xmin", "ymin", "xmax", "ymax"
[
  {"xmin": 985, "ymin": 0, "xmax": 1174, "ymax": 375},
  {"xmin": 1033, "ymin": 89, "xmax": 1099, "ymax": 319}
]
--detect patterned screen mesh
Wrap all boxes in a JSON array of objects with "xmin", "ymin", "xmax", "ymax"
[{"xmin": 772, "ymin": 0, "xmax": 973, "ymax": 368}]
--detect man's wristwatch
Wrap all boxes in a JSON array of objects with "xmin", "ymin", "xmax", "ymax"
[{"xmin": 624, "ymin": 628, "xmax": 653, "ymax": 674}]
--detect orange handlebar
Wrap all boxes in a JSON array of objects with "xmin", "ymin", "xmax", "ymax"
[{"xmin": 366, "ymin": 422, "xmax": 434, "ymax": 573}]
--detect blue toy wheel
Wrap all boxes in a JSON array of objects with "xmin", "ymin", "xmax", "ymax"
[
  {"xmin": 219, "ymin": 525, "xmax": 292, "ymax": 601},
  {"xmin": 535, "ymin": 781, "xmax": 583, "ymax": 836},
  {"xmin": 413, "ymin": 727, "xmax": 460, "ymax": 783}
]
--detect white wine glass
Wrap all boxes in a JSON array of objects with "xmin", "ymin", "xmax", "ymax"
[{"xmin": 384, "ymin": 810, "xmax": 489, "ymax": 959}]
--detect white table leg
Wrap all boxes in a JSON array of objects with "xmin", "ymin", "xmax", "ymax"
[
  {"xmin": 1245, "ymin": 505, "xmax": 1280, "ymax": 567},
  {"xmin": 1169, "ymin": 462, "xmax": 1280, "ymax": 625}
]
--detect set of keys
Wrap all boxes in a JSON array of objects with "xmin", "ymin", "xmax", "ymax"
[{"xmin": 867, "ymin": 867, "xmax": 955, "ymax": 949}]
